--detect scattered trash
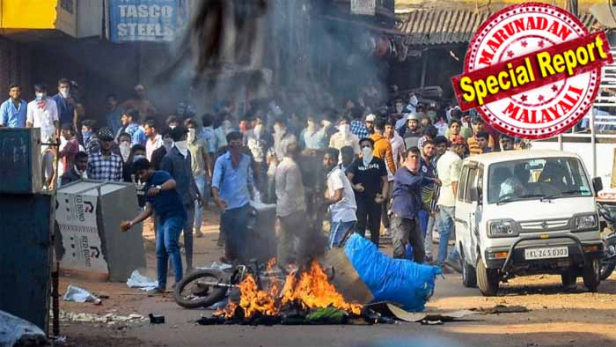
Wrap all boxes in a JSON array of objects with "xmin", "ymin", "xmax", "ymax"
[
  {"xmin": 149, "ymin": 314, "xmax": 165, "ymax": 324},
  {"xmin": 475, "ymin": 305, "xmax": 530, "ymax": 315},
  {"xmin": 63, "ymin": 285, "xmax": 102, "ymax": 304},
  {"xmin": 0, "ymin": 310, "xmax": 48, "ymax": 347},
  {"xmin": 366, "ymin": 302, "xmax": 476, "ymax": 324},
  {"xmin": 344, "ymin": 234, "xmax": 441, "ymax": 312},
  {"xmin": 59, "ymin": 310, "xmax": 147, "ymax": 324},
  {"xmin": 126, "ymin": 270, "xmax": 158, "ymax": 291}
]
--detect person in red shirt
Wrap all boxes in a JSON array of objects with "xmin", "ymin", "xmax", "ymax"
[{"xmin": 59, "ymin": 122, "xmax": 81, "ymax": 175}]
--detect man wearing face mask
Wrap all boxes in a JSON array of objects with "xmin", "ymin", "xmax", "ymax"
[
  {"xmin": 116, "ymin": 133, "xmax": 132, "ymax": 162},
  {"xmin": 60, "ymin": 151, "xmax": 89, "ymax": 186},
  {"xmin": 27, "ymin": 84, "xmax": 59, "ymax": 152},
  {"xmin": 391, "ymin": 147, "xmax": 441, "ymax": 262},
  {"xmin": 81, "ymin": 120, "xmax": 100, "ymax": 155},
  {"xmin": 300, "ymin": 114, "xmax": 327, "ymax": 150},
  {"xmin": 52, "ymin": 78, "xmax": 78, "ymax": 132},
  {"xmin": 122, "ymin": 144, "xmax": 146, "ymax": 182},
  {"xmin": 151, "ymin": 127, "xmax": 174, "ymax": 171},
  {"xmin": 186, "ymin": 119, "xmax": 212, "ymax": 238},
  {"xmin": 346, "ymin": 138, "xmax": 388, "ymax": 246},
  {"xmin": 329, "ymin": 116, "xmax": 360, "ymax": 155},
  {"xmin": 161, "ymin": 126, "xmax": 203, "ymax": 272}
]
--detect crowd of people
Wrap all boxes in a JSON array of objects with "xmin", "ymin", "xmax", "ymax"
[{"xmin": 0, "ymin": 79, "xmax": 528, "ymax": 293}]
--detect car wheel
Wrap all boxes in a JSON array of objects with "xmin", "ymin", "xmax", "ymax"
[
  {"xmin": 462, "ymin": 260, "xmax": 477, "ymax": 288},
  {"xmin": 583, "ymin": 258, "xmax": 601, "ymax": 292},
  {"xmin": 476, "ymin": 258, "xmax": 499, "ymax": 296},
  {"xmin": 561, "ymin": 270, "xmax": 577, "ymax": 289}
]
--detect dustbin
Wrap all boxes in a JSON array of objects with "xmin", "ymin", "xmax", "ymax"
[{"xmin": 56, "ymin": 180, "xmax": 146, "ymax": 282}]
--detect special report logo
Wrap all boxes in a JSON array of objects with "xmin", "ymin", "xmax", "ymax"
[{"xmin": 451, "ymin": 2, "xmax": 613, "ymax": 139}]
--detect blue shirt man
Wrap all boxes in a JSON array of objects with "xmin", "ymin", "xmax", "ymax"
[
  {"xmin": 126, "ymin": 122, "xmax": 147, "ymax": 146},
  {"xmin": 211, "ymin": 132, "xmax": 254, "ymax": 263},
  {"xmin": 52, "ymin": 79, "xmax": 76, "ymax": 127},
  {"xmin": 211, "ymin": 151, "xmax": 254, "ymax": 210},
  {"xmin": 0, "ymin": 97, "xmax": 27, "ymax": 128},
  {"xmin": 145, "ymin": 170, "xmax": 187, "ymax": 220}
]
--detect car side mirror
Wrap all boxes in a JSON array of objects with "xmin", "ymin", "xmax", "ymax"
[
  {"xmin": 592, "ymin": 177, "xmax": 603, "ymax": 196},
  {"xmin": 470, "ymin": 186, "xmax": 482, "ymax": 204}
]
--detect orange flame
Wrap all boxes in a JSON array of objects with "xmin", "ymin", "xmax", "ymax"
[
  {"xmin": 214, "ymin": 258, "xmax": 362, "ymax": 319},
  {"xmin": 281, "ymin": 260, "xmax": 362, "ymax": 315}
]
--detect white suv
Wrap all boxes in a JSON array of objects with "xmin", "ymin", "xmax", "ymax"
[{"xmin": 455, "ymin": 150, "xmax": 604, "ymax": 296}]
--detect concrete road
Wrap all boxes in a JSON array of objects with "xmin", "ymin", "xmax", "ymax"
[{"xmin": 57, "ymin": 214, "xmax": 616, "ymax": 347}]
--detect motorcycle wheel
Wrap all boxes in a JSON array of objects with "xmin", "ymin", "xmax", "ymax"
[
  {"xmin": 174, "ymin": 270, "xmax": 228, "ymax": 309},
  {"xmin": 600, "ymin": 260, "xmax": 616, "ymax": 281}
]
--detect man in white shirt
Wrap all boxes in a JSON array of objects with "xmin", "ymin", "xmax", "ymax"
[
  {"xmin": 323, "ymin": 147, "xmax": 357, "ymax": 248},
  {"xmin": 382, "ymin": 117, "xmax": 405, "ymax": 235},
  {"xmin": 144, "ymin": 118, "xmax": 163, "ymax": 161},
  {"xmin": 27, "ymin": 84, "xmax": 59, "ymax": 153},
  {"xmin": 329, "ymin": 116, "xmax": 360, "ymax": 155},
  {"xmin": 436, "ymin": 135, "xmax": 466, "ymax": 271}
]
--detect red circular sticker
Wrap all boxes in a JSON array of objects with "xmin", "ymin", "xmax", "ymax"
[{"xmin": 452, "ymin": 2, "xmax": 613, "ymax": 139}]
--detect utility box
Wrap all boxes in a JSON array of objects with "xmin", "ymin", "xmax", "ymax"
[
  {"xmin": 0, "ymin": 194, "xmax": 52, "ymax": 331},
  {"xmin": 56, "ymin": 181, "xmax": 146, "ymax": 282},
  {"xmin": 0, "ymin": 128, "xmax": 42, "ymax": 194},
  {"xmin": 248, "ymin": 202, "xmax": 277, "ymax": 263}
]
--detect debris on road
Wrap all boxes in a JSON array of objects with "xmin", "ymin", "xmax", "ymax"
[
  {"xmin": 63, "ymin": 285, "xmax": 102, "ymax": 304},
  {"xmin": 0, "ymin": 310, "xmax": 48, "ymax": 347},
  {"xmin": 59, "ymin": 310, "xmax": 147, "ymax": 324},
  {"xmin": 366, "ymin": 302, "xmax": 476, "ymax": 324},
  {"xmin": 475, "ymin": 305, "xmax": 530, "ymax": 315},
  {"xmin": 149, "ymin": 314, "xmax": 165, "ymax": 324},
  {"xmin": 126, "ymin": 270, "xmax": 158, "ymax": 291}
]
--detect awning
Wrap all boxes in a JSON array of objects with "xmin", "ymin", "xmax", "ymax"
[{"xmin": 397, "ymin": 9, "xmax": 597, "ymax": 46}]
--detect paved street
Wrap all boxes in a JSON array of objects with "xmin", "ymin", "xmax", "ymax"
[{"xmin": 56, "ymin": 211, "xmax": 616, "ymax": 347}]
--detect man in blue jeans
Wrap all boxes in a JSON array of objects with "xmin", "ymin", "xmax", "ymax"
[
  {"xmin": 436, "ymin": 135, "xmax": 466, "ymax": 272},
  {"xmin": 121, "ymin": 158, "xmax": 186, "ymax": 294},
  {"xmin": 212, "ymin": 131, "xmax": 255, "ymax": 263}
]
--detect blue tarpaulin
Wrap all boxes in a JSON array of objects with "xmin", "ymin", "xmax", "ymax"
[
  {"xmin": 344, "ymin": 234, "xmax": 441, "ymax": 312},
  {"xmin": 109, "ymin": 0, "xmax": 188, "ymax": 42}
]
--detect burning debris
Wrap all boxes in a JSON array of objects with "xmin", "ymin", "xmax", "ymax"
[{"xmin": 203, "ymin": 259, "xmax": 365, "ymax": 325}]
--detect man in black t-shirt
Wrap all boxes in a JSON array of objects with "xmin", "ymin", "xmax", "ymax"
[{"xmin": 346, "ymin": 138, "xmax": 389, "ymax": 245}]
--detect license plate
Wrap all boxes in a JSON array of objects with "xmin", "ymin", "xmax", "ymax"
[{"xmin": 524, "ymin": 247, "xmax": 569, "ymax": 260}]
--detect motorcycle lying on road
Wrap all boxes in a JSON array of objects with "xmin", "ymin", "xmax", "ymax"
[{"xmin": 597, "ymin": 201, "xmax": 616, "ymax": 280}]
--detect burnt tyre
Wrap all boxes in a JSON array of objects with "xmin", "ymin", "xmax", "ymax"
[
  {"xmin": 462, "ymin": 261, "xmax": 477, "ymax": 288},
  {"xmin": 583, "ymin": 258, "xmax": 601, "ymax": 292},
  {"xmin": 600, "ymin": 260, "xmax": 616, "ymax": 281},
  {"xmin": 561, "ymin": 270, "xmax": 577, "ymax": 289},
  {"xmin": 174, "ymin": 270, "xmax": 227, "ymax": 309},
  {"xmin": 476, "ymin": 258, "xmax": 499, "ymax": 296}
]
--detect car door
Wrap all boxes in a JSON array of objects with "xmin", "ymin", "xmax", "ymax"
[
  {"xmin": 455, "ymin": 164, "xmax": 472, "ymax": 263},
  {"xmin": 469, "ymin": 165, "xmax": 484, "ymax": 263}
]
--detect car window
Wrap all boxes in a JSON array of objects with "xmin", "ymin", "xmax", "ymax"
[
  {"xmin": 465, "ymin": 167, "xmax": 478, "ymax": 203},
  {"xmin": 487, "ymin": 157, "xmax": 592, "ymax": 204},
  {"xmin": 457, "ymin": 165, "xmax": 469, "ymax": 202}
]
